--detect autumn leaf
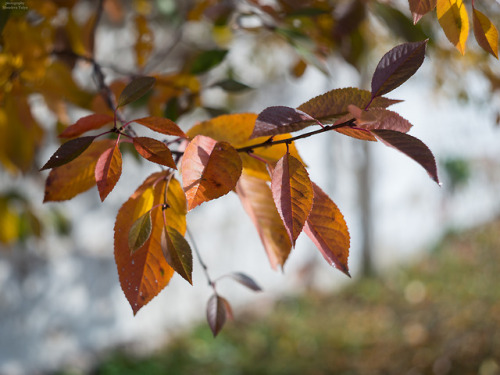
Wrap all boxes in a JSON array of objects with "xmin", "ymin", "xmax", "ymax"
[
  {"xmin": 95, "ymin": 141, "xmax": 122, "ymax": 201},
  {"xmin": 371, "ymin": 40, "xmax": 428, "ymax": 97},
  {"xmin": 348, "ymin": 105, "xmax": 413, "ymax": 133},
  {"xmin": 236, "ymin": 174, "xmax": 292, "ymax": 270},
  {"xmin": 117, "ymin": 76, "xmax": 156, "ymax": 108},
  {"xmin": 206, "ymin": 294, "xmax": 228, "ymax": 337},
  {"xmin": 59, "ymin": 114, "xmax": 114, "ymax": 138},
  {"xmin": 129, "ymin": 210, "xmax": 153, "ymax": 254},
  {"xmin": 133, "ymin": 116, "xmax": 186, "ymax": 137},
  {"xmin": 114, "ymin": 171, "xmax": 178, "ymax": 314},
  {"xmin": 371, "ymin": 129, "xmax": 439, "ymax": 184},
  {"xmin": 44, "ymin": 140, "xmax": 115, "ymax": 202},
  {"xmin": 182, "ymin": 135, "xmax": 242, "ymax": 210},
  {"xmin": 437, "ymin": 0, "xmax": 469, "ymax": 55},
  {"xmin": 251, "ymin": 106, "xmax": 318, "ymax": 138},
  {"xmin": 271, "ymin": 153, "xmax": 314, "ymax": 247},
  {"xmin": 409, "ymin": 0, "xmax": 437, "ymax": 24},
  {"xmin": 40, "ymin": 136, "xmax": 96, "ymax": 170},
  {"xmin": 226, "ymin": 272, "xmax": 262, "ymax": 292},
  {"xmin": 303, "ymin": 183, "xmax": 350, "ymax": 276},
  {"xmin": 161, "ymin": 224, "xmax": 193, "ymax": 284},
  {"xmin": 472, "ymin": 7, "xmax": 499, "ymax": 59},
  {"xmin": 133, "ymin": 137, "xmax": 176, "ymax": 168}
]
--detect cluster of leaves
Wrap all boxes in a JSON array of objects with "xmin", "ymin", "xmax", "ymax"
[{"xmin": 42, "ymin": 39, "xmax": 438, "ymax": 335}]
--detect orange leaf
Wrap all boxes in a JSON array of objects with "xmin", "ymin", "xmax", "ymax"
[
  {"xmin": 133, "ymin": 116, "xmax": 186, "ymax": 137},
  {"xmin": 133, "ymin": 137, "xmax": 176, "ymax": 168},
  {"xmin": 59, "ymin": 114, "xmax": 114, "ymax": 138},
  {"xmin": 44, "ymin": 140, "xmax": 115, "ymax": 202},
  {"xmin": 473, "ymin": 7, "xmax": 499, "ymax": 59},
  {"xmin": 95, "ymin": 141, "xmax": 122, "ymax": 201},
  {"xmin": 303, "ymin": 183, "xmax": 350, "ymax": 276},
  {"xmin": 182, "ymin": 135, "xmax": 242, "ymax": 210},
  {"xmin": 271, "ymin": 153, "xmax": 314, "ymax": 247},
  {"xmin": 236, "ymin": 174, "xmax": 292, "ymax": 270},
  {"xmin": 437, "ymin": 0, "xmax": 469, "ymax": 55},
  {"xmin": 114, "ymin": 171, "xmax": 177, "ymax": 314}
]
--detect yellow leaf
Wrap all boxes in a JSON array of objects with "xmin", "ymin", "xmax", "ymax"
[
  {"xmin": 187, "ymin": 113, "xmax": 303, "ymax": 181},
  {"xmin": 437, "ymin": 0, "xmax": 469, "ymax": 55},
  {"xmin": 473, "ymin": 8, "xmax": 499, "ymax": 59},
  {"xmin": 0, "ymin": 198, "xmax": 19, "ymax": 245}
]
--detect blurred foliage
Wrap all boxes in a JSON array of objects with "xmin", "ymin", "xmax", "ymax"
[
  {"xmin": 442, "ymin": 158, "xmax": 471, "ymax": 192},
  {"xmin": 60, "ymin": 218, "xmax": 500, "ymax": 375}
]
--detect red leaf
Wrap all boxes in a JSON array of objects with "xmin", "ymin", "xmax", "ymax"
[
  {"xmin": 371, "ymin": 129, "xmax": 439, "ymax": 184},
  {"xmin": 95, "ymin": 141, "xmax": 122, "ymax": 201},
  {"xmin": 251, "ymin": 106, "xmax": 317, "ymax": 138},
  {"xmin": 409, "ymin": 0, "xmax": 437, "ymax": 24},
  {"xmin": 303, "ymin": 183, "xmax": 350, "ymax": 276},
  {"xmin": 182, "ymin": 135, "xmax": 242, "ymax": 210},
  {"xmin": 59, "ymin": 114, "xmax": 114, "ymax": 138},
  {"xmin": 41, "ymin": 136, "xmax": 96, "ymax": 170},
  {"xmin": 206, "ymin": 294, "xmax": 227, "ymax": 337},
  {"xmin": 133, "ymin": 137, "xmax": 176, "ymax": 168},
  {"xmin": 117, "ymin": 76, "xmax": 156, "ymax": 108},
  {"xmin": 371, "ymin": 40, "xmax": 427, "ymax": 97},
  {"xmin": 348, "ymin": 105, "xmax": 413, "ymax": 133},
  {"xmin": 133, "ymin": 116, "xmax": 186, "ymax": 137},
  {"xmin": 271, "ymin": 153, "xmax": 314, "ymax": 247},
  {"xmin": 161, "ymin": 225, "xmax": 193, "ymax": 284},
  {"xmin": 236, "ymin": 173, "xmax": 292, "ymax": 270}
]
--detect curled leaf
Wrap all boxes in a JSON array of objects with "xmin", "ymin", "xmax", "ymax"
[
  {"xmin": 40, "ymin": 136, "xmax": 96, "ymax": 170},
  {"xmin": 129, "ymin": 210, "xmax": 152, "ymax": 254},
  {"xmin": 117, "ymin": 76, "xmax": 156, "ymax": 108}
]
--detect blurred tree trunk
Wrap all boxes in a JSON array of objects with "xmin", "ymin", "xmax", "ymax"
[{"xmin": 358, "ymin": 141, "xmax": 374, "ymax": 277}]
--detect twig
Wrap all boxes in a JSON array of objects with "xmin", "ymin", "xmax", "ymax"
[{"xmin": 186, "ymin": 227, "xmax": 216, "ymax": 291}]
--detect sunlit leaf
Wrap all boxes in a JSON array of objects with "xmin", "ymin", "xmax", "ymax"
[
  {"xmin": 114, "ymin": 171, "xmax": 176, "ymax": 314},
  {"xmin": 227, "ymin": 272, "xmax": 262, "ymax": 291},
  {"xmin": 251, "ymin": 106, "xmax": 318, "ymax": 138},
  {"xmin": 271, "ymin": 153, "xmax": 314, "ymax": 247},
  {"xmin": 206, "ymin": 294, "xmax": 227, "ymax": 337},
  {"xmin": 371, "ymin": 40, "xmax": 427, "ymax": 97},
  {"xmin": 44, "ymin": 140, "xmax": 115, "ymax": 202},
  {"xmin": 134, "ymin": 14, "xmax": 154, "ymax": 68},
  {"xmin": 41, "ymin": 136, "xmax": 96, "ymax": 170},
  {"xmin": 472, "ymin": 8, "xmax": 499, "ymax": 59},
  {"xmin": 133, "ymin": 137, "xmax": 176, "ymax": 168},
  {"xmin": 437, "ymin": 0, "xmax": 469, "ymax": 55},
  {"xmin": 348, "ymin": 105, "xmax": 413, "ymax": 133},
  {"xmin": 371, "ymin": 129, "xmax": 439, "ymax": 184},
  {"xmin": 236, "ymin": 174, "xmax": 292, "ymax": 270},
  {"xmin": 409, "ymin": 0, "xmax": 437, "ymax": 24},
  {"xmin": 117, "ymin": 76, "xmax": 156, "ymax": 108},
  {"xmin": 190, "ymin": 49, "xmax": 228, "ymax": 75},
  {"xmin": 59, "ymin": 114, "xmax": 114, "ymax": 138},
  {"xmin": 182, "ymin": 135, "xmax": 242, "ymax": 210},
  {"xmin": 303, "ymin": 183, "xmax": 350, "ymax": 276},
  {"xmin": 133, "ymin": 116, "xmax": 186, "ymax": 137},
  {"xmin": 129, "ymin": 210, "xmax": 152, "ymax": 254},
  {"xmin": 161, "ymin": 225, "xmax": 193, "ymax": 284},
  {"xmin": 95, "ymin": 141, "xmax": 122, "ymax": 201}
]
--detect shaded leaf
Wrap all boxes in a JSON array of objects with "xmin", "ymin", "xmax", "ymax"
[
  {"xmin": 227, "ymin": 272, "xmax": 262, "ymax": 291},
  {"xmin": 59, "ymin": 114, "xmax": 114, "ymax": 138},
  {"xmin": 371, "ymin": 129, "xmax": 439, "ymax": 184},
  {"xmin": 40, "ymin": 136, "xmax": 96, "ymax": 170},
  {"xmin": 375, "ymin": 2, "xmax": 428, "ymax": 41},
  {"xmin": 114, "ymin": 171, "xmax": 176, "ymax": 314},
  {"xmin": 206, "ymin": 294, "xmax": 227, "ymax": 337},
  {"xmin": 161, "ymin": 225, "xmax": 193, "ymax": 284},
  {"xmin": 191, "ymin": 49, "xmax": 228, "ymax": 75},
  {"xmin": 213, "ymin": 79, "xmax": 252, "ymax": 92},
  {"xmin": 133, "ymin": 116, "xmax": 186, "ymax": 137},
  {"xmin": 187, "ymin": 113, "xmax": 303, "ymax": 181},
  {"xmin": 129, "ymin": 210, "xmax": 152, "ymax": 254},
  {"xmin": 303, "ymin": 183, "xmax": 350, "ymax": 276},
  {"xmin": 182, "ymin": 135, "xmax": 242, "ymax": 210},
  {"xmin": 271, "ymin": 153, "xmax": 314, "ymax": 247},
  {"xmin": 371, "ymin": 40, "xmax": 427, "ymax": 97},
  {"xmin": 251, "ymin": 106, "xmax": 318, "ymax": 139},
  {"xmin": 409, "ymin": 0, "xmax": 437, "ymax": 24},
  {"xmin": 95, "ymin": 141, "xmax": 122, "ymax": 201},
  {"xmin": 297, "ymin": 87, "xmax": 401, "ymax": 123},
  {"xmin": 236, "ymin": 174, "xmax": 292, "ymax": 270},
  {"xmin": 473, "ymin": 8, "xmax": 499, "ymax": 59},
  {"xmin": 133, "ymin": 137, "xmax": 176, "ymax": 168},
  {"xmin": 117, "ymin": 76, "xmax": 156, "ymax": 108},
  {"xmin": 348, "ymin": 105, "xmax": 413, "ymax": 133},
  {"xmin": 437, "ymin": 0, "xmax": 469, "ymax": 55},
  {"xmin": 44, "ymin": 140, "xmax": 115, "ymax": 202}
]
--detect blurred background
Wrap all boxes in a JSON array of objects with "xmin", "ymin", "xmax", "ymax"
[{"xmin": 1, "ymin": 0, "xmax": 500, "ymax": 374}]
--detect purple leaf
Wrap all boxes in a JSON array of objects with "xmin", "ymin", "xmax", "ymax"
[
  {"xmin": 251, "ymin": 106, "xmax": 318, "ymax": 139},
  {"xmin": 228, "ymin": 272, "xmax": 262, "ymax": 292},
  {"xmin": 206, "ymin": 294, "xmax": 227, "ymax": 337},
  {"xmin": 40, "ymin": 136, "xmax": 96, "ymax": 170},
  {"xmin": 371, "ymin": 40, "xmax": 427, "ymax": 97}
]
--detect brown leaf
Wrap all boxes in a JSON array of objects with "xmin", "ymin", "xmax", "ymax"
[
  {"xmin": 472, "ymin": 7, "xmax": 499, "ymax": 59},
  {"xmin": 95, "ymin": 141, "xmax": 122, "ymax": 201},
  {"xmin": 133, "ymin": 116, "xmax": 186, "ymax": 137},
  {"xmin": 227, "ymin": 272, "xmax": 262, "ymax": 291},
  {"xmin": 409, "ymin": 0, "xmax": 437, "ymax": 24},
  {"xmin": 348, "ymin": 105, "xmax": 413, "ymax": 133},
  {"xmin": 206, "ymin": 294, "xmax": 227, "ymax": 337},
  {"xmin": 251, "ymin": 106, "xmax": 318, "ymax": 139},
  {"xmin": 59, "ymin": 114, "xmax": 114, "ymax": 138},
  {"xmin": 40, "ymin": 136, "xmax": 96, "ymax": 170},
  {"xmin": 133, "ymin": 137, "xmax": 176, "ymax": 168},
  {"xmin": 117, "ymin": 76, "xmax": 156, "ymax": 108}
]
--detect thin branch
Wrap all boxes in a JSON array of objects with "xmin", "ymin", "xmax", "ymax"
[
  {"xmin": 186, "ymin": 226, "xmax": 216, "ymax": 291},
  {"xmin": 89, "ymin": 0, "xmax": 104, "ymax": 58}
]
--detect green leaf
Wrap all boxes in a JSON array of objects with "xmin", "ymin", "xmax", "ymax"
[
  {"xmin": 161, "ymin": 225, "xmax": 193, "ymax": 284},
  {"xmin": 128, "ymin": 210, "xmax": 153, "ymax": 254},
  {"xmin": 213, "ymin": 79, "xmax": 252, "ymax": 92},
  {"xmin": 190, "ymin": 50, "xmax": 228, "ymax": 75},
  {"xmin": 40, "ymin": 136, "xmax": 96, "ymax": 170},
  {"xmin": 117, "ymin": 76, "xmax": 156, "ymax": 108}
]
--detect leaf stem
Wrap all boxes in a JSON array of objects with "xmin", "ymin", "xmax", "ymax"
[{"xmin": 187, "ymin": 227, "xmax": 216, "ymax": 291}]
